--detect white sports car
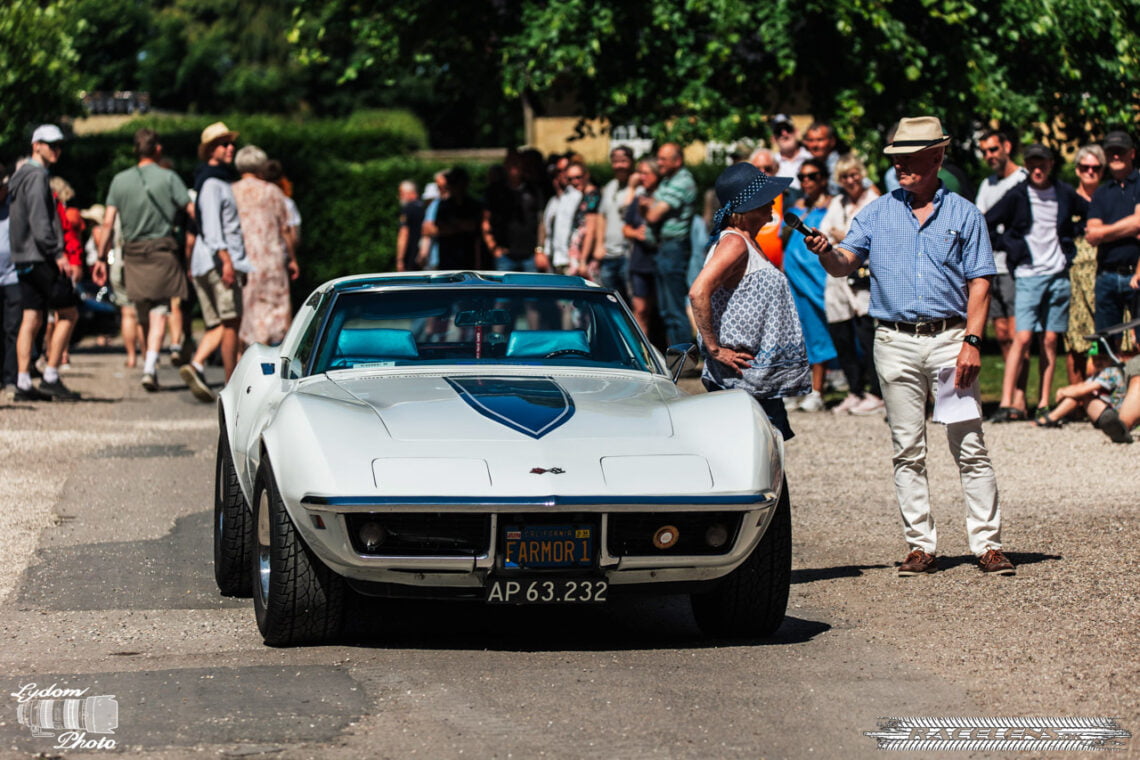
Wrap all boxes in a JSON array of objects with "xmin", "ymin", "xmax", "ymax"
[{"xmin": 214, "ymin": 271, "xmax": 790, "ymax": 646}]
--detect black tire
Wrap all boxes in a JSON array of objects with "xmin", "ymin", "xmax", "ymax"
[
  {"xmin": 214, "ymin": 425, "xmax": 253, "ymax": 597},
  {"xmin": 691, "ymin": 477, "xmax": 792, "ymax": 638},
  {"xmin": 251, "ymin": 458, "xmax": 345, "ymax": 646}
]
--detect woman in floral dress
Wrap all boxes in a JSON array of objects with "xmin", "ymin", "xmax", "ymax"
[
  {"xmin": 231, "ymin": 145, "xmax": 299, "ymax": 347},
  {"xmin": 1065, "ymin": 144, "xmax": 1104, "ymax": 382}
]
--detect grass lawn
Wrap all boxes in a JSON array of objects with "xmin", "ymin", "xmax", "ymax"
[{"xmin": 978, "ymin": 352, "xmax": 1070, "ymax": 409}]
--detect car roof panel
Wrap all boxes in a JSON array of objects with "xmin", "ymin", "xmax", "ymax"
[{"xmin": 328, "ymin": 271, "xmax": 599, "ymax": 293}]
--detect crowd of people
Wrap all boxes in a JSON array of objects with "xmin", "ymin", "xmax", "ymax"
[
  {"xmin": 2, "ymin": 112, "xmax": 1137, "ymax": 441},
  {"xmin": 0, "ymin": 122, "xmax": 301, "ymax": 403},
  {"xmin": 397, "ymin": 117, "xmax": 1139, "ymax": 435}
]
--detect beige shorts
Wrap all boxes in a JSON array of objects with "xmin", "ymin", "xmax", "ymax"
[
  {"xmin": 109, "ymin": 259, "xmax": 134, "ymax": 310},
  {"xmin": 193, "ymin": 269, "xmax": 243, "ymax": 329}
]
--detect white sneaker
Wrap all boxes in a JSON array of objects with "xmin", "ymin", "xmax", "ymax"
[
  {"xmin": 798, "ymin": 390, "xmax": 825, "ymax": 412},
  {"xmin": 851, "ymin": 394, "xmax": 886, "ymax": 415},
  {"xmin": 832, "ymin": 393, "xmax": 862, "ymax": 415},
  {"xmin": 783, "ymin": 396, "xmax": 801, "ymax": 411}
]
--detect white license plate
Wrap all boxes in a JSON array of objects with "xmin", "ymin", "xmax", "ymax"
[{"xmin": 485, "ymin": 578, "xmax": 608, "ymax": 604}]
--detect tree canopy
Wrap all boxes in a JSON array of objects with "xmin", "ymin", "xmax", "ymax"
[
  {"xmin": 0, "ymin": 0, "xmax": 83, "ymax": 152},
  {"xmin": 291, "ymin": 0, "xmax": 1140, "ymax": 152},
  {"xmin": 2, "ymin": 0, "xmax": 1138, "ymax": 157}
]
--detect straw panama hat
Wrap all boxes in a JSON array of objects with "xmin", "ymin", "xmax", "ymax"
[
  {"xmin": 884, "ymin": 117, "xmax": 951, "ymax": 155},
  {"xmin": 198, "ymin": 121, "xmax": 239, "ymax": 159}
]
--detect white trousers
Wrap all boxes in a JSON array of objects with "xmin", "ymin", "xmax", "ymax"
[{"xmin": 873, "ymin": 325, "xmax": 1002, "ymax": 556}]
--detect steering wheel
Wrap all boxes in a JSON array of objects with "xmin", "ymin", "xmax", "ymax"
[{"xmin": 544, "ymin": 349, "xmax": 591, "ymax": 358}]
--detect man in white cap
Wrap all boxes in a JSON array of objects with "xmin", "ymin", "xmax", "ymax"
[
  {"xmin": 803, "ymin": 116, "xmax": 1014, "ymax": 577},
  {"xmin": 7, "ymin": 124, "xmax": 81, "ymax": 401},
  {"xmin": 180, "ymin": 121, "xmax": 249, "ymax": 402}
]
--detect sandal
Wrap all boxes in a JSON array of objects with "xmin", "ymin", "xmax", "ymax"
[{"xmin": 987, "ymin": 406, "xmax": 1027, "ymax": 423}]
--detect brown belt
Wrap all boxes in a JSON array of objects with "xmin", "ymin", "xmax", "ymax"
[{"xmin": 876, "ymin": 318, "xmax": 965, "ymax": 335}]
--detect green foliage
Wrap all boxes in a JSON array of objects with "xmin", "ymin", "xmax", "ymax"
[
  {"xmin": 287, "ymin": 0, "xmax": 525, "ymax": 146},
  {"xmin": 0, "ymin": 0, "xmax": 83, "ymax": 153},
  {"xmin": 71, "ymin": 0, "xmax": 150, "ymax": 92},
  {"xmin": 300, "ymin": 157, "xmax": 450, "ymax": 282},
  {"xmin": 291, "ymin": 0, "xmax": 1140, "ymax": 157},
  {"xmin": 128, "ymin": 0, "xmax": 306, "ymax": 113}
]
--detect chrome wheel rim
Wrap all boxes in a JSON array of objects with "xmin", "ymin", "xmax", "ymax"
[{"xmin": 257, "ymin": 489, "xmax": 271, "ymax": 602}]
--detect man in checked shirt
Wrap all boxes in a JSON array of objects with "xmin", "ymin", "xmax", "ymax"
[{"xmin": 803, "ymin": 116, "xmax": 1015, "ymax": 577}]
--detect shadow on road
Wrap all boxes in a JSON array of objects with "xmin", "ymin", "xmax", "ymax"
[
  {"xmin": 17, "ymin": 510, "xmax": 833, "ymax": 650},
  {"xmin": 792, "ymin": 564, "xmax": 891, "ymax": 584},
  {"xmin": 341, "ymin": 601, "xmax": 831, "ymax": 652},
  {"xmin": 934, "ymin": 551, "xmax": 1063, "ymax": 571}
]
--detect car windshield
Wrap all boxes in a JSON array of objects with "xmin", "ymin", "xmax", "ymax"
[{"xmin": 308, "ymin": 287, "xmax": 659, "ymax": 375}]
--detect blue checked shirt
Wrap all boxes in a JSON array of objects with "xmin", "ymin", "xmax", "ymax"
[{"xmin": 839, "ymin": 185, "xmax": 995, "ymax": 322}]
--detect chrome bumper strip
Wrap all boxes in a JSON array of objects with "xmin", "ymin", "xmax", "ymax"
[{"xmin": 301, "ymin": 491, "xmax": 778, "ymax": 514}]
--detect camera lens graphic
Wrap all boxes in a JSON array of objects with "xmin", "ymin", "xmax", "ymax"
[{"xmin": 16, "ymin": 696, "xmax": 118, "ymax": 737}]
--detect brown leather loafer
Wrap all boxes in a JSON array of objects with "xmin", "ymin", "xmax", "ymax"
[
  {"xmin": 979, "ymin": 548, "xmax": 1016, "ymax": 575},
  {"xmin": 898, "ymin": 549, "xmax": 937, "ymax": 576}
]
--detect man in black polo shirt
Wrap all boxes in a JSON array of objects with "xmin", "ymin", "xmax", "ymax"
[{"xmin": 1086, "ymin": 130, "xmax": 1140, "ymax": 346}]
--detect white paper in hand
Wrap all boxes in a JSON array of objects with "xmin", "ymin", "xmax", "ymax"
[{"xmin": 932, "ymin": 366, "xmax": 981, "ymax": 424}]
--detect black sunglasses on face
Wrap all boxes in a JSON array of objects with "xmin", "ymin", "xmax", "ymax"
[
  {"xmin": 797, "ymin": 171, "xmax": 822, "ymax": 181},
  {"xmin": 1077, "ymin": 163, "xmax": 1103, "ymax": 172}
]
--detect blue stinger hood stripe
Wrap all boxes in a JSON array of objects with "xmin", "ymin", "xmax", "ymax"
[{"xmin": 445, "ymin": 376, "xmax": 575, "ymax": 439}]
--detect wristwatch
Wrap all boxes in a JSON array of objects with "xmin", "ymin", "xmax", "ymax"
[{"xmin": 963, "ymin": 334, "xmax": 982, "ymax": 348}]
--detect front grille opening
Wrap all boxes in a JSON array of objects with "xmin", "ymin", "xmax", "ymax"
[
  {"xmin": 345, "ymin": 513, "xmax": 491, "ymax": 557},
  {"xmin": 607, "ymin": 512, "xmax": 742, "ymax": 556}
]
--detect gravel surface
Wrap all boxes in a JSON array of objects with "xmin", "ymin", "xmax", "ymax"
[
  {"xmin": 4, "ymin": 348, "xmax": 1138, "ymax": 746},
  {"xmin": 783, "ymin": 405, "xmax": 1139, "ymax": 732}
]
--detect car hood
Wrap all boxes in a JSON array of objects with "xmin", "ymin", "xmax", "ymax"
[{"xmin": 326, "ymin": 371, "xmax": 673, "ymax": 441}]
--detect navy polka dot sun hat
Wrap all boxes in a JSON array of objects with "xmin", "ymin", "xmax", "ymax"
[{"xmin": 709, "ymin": 163, "xmax": 791, "ymax": 238}]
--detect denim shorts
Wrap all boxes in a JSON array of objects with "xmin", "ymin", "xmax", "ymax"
[{"xmin": 1014, "ymin": 272, "xmax": 1070, "ymax": 333}]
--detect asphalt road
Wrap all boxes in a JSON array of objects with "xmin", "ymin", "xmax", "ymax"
[{"xmin": 0, "ymin": 351, "xmax": 1004, "ymax": 759}]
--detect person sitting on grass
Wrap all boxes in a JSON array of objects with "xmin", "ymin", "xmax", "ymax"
[
  {"xmin": 1104, "ymin": 354, "xmax": 1140, "ymax": 443},
  {"xmin": 1036, "ymin": 349, "xmax": 1133, "ymax": 443}
]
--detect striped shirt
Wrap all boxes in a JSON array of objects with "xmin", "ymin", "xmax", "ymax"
[
  {"xmin": 839, "ymin": 184, "xmax": 995, "ymax": 322},
  {"xmin": 654, "ymin": 167, "xmax": 697, "ymax": 240}
]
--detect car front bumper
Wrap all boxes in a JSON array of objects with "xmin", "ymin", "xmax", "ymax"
[{"xmin": 290, "ymin": 491, "xmax": 781, "ymax": 590}]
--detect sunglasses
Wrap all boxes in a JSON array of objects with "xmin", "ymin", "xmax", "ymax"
[
  {"xmin": 1077, "ymin": 163, "xmax": 1103, "ymax": 173},
  {"xmin": 796, "ymin": 171, "xmax": 822, "ymax": 182},
  {"xmin": 566, "ymin": 173, "xmax": 585, "ymax": 181}
]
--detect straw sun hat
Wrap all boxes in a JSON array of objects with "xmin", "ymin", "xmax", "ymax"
[{"xmin": 883, "ymin": 117, "xmax": 951, "ymax": 155}]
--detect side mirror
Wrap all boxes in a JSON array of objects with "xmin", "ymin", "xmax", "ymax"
[
  {"xmin": 666, "ymin": 343, "xmax": 699, "ymax": 383},
  {"xmin": 279, "ymin": 357, "xmax": 291, "ymax": 379}
]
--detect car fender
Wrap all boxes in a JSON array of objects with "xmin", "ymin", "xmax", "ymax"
[
  {"xmin": 665, "ymin": 388, "xmax": 783, "ymax": 497},
  {"xmin": 259, "ymin": 389, "xmax": 390, "ymax": 512},
  {"xmin": 219, "ymin": 343, "xmax": 291, "ymax": 503}
]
